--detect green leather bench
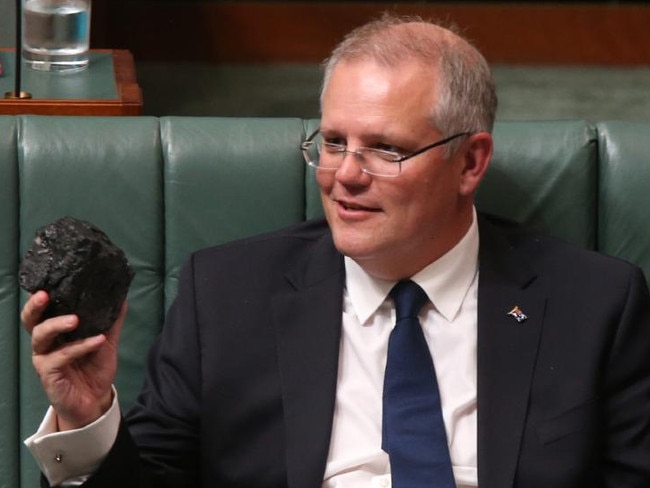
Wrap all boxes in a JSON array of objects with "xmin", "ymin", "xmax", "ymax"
[{"xmin": 1, "ymin": 116, "xmax": 649, "ymax": 488}]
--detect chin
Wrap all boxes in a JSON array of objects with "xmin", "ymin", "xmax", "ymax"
[
  {"xmin": 326, "ymin": 209, "xmax": 387, "ymax": 256},
  {"xmin": 331, "ymin": 232, "xmax": 368, "ymax": 258},
  {"xmin": 330, "ymin": 229, "xmax": 384, "ymax": 261}
]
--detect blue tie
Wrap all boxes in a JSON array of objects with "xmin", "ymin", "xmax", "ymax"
[{"xmin": 382, "ymin": 280, "xmax": 456, "ymax": 488}]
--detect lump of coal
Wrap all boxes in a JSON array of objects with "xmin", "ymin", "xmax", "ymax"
[{"xmin": 19, "ymin": 217, "xmax": 135, "ymax": 341}]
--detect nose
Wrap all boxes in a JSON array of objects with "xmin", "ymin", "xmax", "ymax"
[{"xmin": 335, "ymin": 150, "xmax": 371, "ymax": 186}]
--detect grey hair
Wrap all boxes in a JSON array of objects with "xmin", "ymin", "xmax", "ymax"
[{"xmin": 321, "ymin": 14, "xmax": 498, "ymax": 141}]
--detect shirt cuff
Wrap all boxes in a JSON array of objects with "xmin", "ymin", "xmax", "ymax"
[{"xmin": 24, "ymin": 387, "xmax": 121, "ymax": 487}]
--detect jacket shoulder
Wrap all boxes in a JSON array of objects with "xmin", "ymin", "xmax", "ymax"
[{"xmin": 478, "ymin": 212, "xmax": 646, "ymax": 287}]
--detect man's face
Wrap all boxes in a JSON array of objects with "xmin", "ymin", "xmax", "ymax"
[{"xmin": 318, "ymin": 59, "xmax": 481, "ymax": 280}]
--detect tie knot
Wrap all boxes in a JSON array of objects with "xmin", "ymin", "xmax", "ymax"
[{"xmin": 390, "ymin": 280, "xmax": 429, "ymax": 321}]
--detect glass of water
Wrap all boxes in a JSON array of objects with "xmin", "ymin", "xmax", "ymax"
[{"xmin": 22, "ymin": 0, "xmax": 92, "ymax": 72}]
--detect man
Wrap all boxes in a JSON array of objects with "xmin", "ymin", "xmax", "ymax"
[{"xmin": 22, "ymin": 15, "xmax": 650, "ymax": 488}]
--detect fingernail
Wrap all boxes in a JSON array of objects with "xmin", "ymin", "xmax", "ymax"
[{"xmin": 63, "ymin": 316, "xmax": 77, "ymax": 328}]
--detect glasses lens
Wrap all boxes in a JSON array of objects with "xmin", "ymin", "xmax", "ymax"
[
  {"xmin": 301, "ymin": 132, "xmax": 401, "ymax": 177},
  {"xmin": 358, "ymin": 148, "xmax": 401, "ymax": 177}
]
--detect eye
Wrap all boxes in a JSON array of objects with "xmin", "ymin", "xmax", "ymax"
[
  {"xmin": 322, "ymin": 142, "xmax": 345, "ymax": 155},
  {"xmin": 370, "ymin": 144, "xmax": 406, "ymax": 161},
  {"xmin": 373, "ymin": 142, "xmax": 396, "ymax": 152},
  {"xmin": 368, "ymin": 140, "xmax": 406, "ymax": 154},
  {"xmin": 322, "ymin": 134, "xmax": 346, "ymax": 146}
]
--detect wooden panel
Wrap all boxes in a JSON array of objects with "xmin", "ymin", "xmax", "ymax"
[
  {"xmin": 0, "ymin": 50, "xmax": 142, "ymax": 115},
  {"xmin": 104, "ymin": 2, "xmax": 650, "ymax": 65}
]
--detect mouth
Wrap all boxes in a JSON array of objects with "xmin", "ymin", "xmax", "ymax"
[{"xmin": 335, "ymin": 199, "xmax": 381, "ymax": 213}]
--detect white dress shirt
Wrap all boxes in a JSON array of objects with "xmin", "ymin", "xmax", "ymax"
[
  {"xmin": 323, "ymin": 212, "xmax": 479, "ymax": 488},
  {"xmin": 25, "ymin": 212, "xmax": 480, "ymax": 487}
]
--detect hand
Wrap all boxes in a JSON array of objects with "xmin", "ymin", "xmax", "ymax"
[{"xmin": 21, "ymin": 291, "xmax": 127, "ymax": 431}]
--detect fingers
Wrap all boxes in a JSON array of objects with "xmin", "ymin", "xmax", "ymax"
[
  {"xmin": 21, "ymin": 292, "xmax": 80, "ymax": 355},
  {"xmin": 30, "ymin": 314, "xmax": 80, "ymax": 355},
  {"xmin": 32, "ymin": 334, "xmax": 106, "ymax": 371},
  {"xmin": 20, "ymin": 291, "xmax": 50, "ymax": 333},
  {"xmin": 23, "ymin": 293, "xmax": 129, "ymax": 351},
  {"xmin": 21, "ymin": 292, "xmax": 73, "ymax": 356}
]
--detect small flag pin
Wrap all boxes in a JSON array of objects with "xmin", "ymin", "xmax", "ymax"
[{"xmin": 508, "ymin": 306, "xmax": 528, "ymax": 323}]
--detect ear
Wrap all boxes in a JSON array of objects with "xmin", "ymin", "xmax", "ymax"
[{"xmin": 458, "ymin": 132, "xmax": 493, "ymax": 196}]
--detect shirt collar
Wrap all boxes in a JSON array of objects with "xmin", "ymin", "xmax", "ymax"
[{"xmin": 345, "ymin": 208, "xmax": 479, "ymax": 324}]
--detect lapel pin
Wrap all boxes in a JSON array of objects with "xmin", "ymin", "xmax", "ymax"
[{"xmin": 508, "ymin": 305, "xmax": 528, "ymax": 323}]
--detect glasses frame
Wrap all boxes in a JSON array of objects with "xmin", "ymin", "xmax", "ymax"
[{"xmin": 301, "ymin": 129, "xmax": 471, "ymax": 177}]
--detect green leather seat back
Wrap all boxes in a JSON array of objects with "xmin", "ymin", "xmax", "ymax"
[
  {"xmin": 162, "ymin": 117, "xmax": 309, "ymax": 308},
  {"xmin": 598, "ymin": 121, "xmax": 650, "ymax": 278},
  {"xmin": 478, "ymin": 120, "xmax": 598, "ymax": 249},
  {"xmin": 0, "ymin": 116, "xmax": 19, "ymax": 488},
  {"xmin": 17, "ymin": 116, "xmax": 164, "ymax": 488}
]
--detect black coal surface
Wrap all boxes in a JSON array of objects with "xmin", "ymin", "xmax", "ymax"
[{"xmin": 20, "ymin": 217, "xmax": 135, "ymax": 341}]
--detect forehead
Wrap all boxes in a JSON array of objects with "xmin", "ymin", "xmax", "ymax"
[{"xmin": 321, "ymin": 59, "xmax": 440, "ymax": 137}]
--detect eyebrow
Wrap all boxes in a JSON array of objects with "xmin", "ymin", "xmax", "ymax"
[{"xmin": 319, "ymin": 128, "xmax": 415, "ymax": 145}]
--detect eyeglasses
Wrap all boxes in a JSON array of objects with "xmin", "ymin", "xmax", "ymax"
[{"xmin": 300, "ymin": 129, "xmax": 470, "ymax": 177}]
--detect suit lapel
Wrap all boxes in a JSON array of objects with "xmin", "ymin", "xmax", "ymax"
[
  {"xmin": 272, "ymin": 232, "xmax": 345, "ymax": 488},
  {"xmin": 476, "ymin": 216, "xmax": 546, "ymax": 488}
]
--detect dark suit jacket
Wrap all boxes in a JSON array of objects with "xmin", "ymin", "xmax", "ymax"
[{"xmin": 72, "ymin": 215, "xmax": 650, "ymax": 488}]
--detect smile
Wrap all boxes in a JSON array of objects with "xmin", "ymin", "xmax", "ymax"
[{"xmin": 336, "ymin": 199, "xmax": 381, "ymax": 213}]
